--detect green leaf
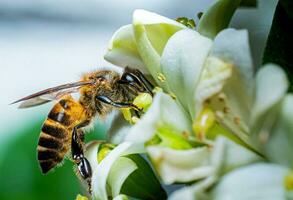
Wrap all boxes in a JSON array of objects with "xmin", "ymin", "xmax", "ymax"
[
  {"xmin": 121, "ymin": 154, "xmax": 167, "ymax": 200},
  {"xmin": 263, "ymin": 0, "xmax": 293, "ymax": 91},
  {"xmin": 239, "ymin": 0, "xmax": 257, "ymax": 7},
  {"xmin": 197, "ymin": 0, "xmax": 242, "ymax": 39}
]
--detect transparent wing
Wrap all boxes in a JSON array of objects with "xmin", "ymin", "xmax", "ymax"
[{"xmin": 12, "ymin": 81, "xmax": 94, "ymax": 108}]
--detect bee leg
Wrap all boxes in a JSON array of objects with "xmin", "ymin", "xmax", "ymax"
[
  {"xmin": 72, "ymin": 127, "xmax": 92, "ymax": 193},
  {"xmin": 134, "ymin": 110, "xmax": 141, "ymax": 118},
  {"xmin": 119, "ymin": 67, "xmax": 154, "ymax": 95},
  {"xmin": 96, "ymin": 95, "xmax": 140, "ymax": 111}
]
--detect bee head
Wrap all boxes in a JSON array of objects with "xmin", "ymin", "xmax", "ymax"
[{"xmin": 118, "ymin": 67, "xmax": 154, "ymax": 95}]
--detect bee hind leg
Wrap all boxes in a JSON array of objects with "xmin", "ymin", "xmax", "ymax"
[{"xmin": 72, "ymin": 127, "xmax": 92, "ymax": 193}]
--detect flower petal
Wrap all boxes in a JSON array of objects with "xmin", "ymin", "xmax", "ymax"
[
  {"xmin": 91, "ymin": 142, "xmax": 144, "ymax": 200},
  {"xmin": 196, "ymin": 29, "xmax": 255, "ymax": 144},
  {"xmin": 147, "ymin": 146, "xmax": 214, "ymax": 184},
  {"xmin": 104, "ymin": 25, "xmax": 148, "ymax": 73},
  {"xmin": 210, "ymin": 29, "xmax": 253, "ymax": 126},
  {"xmin": 212, "ymin": 136, "xmax": 262, "ymax": 174},
  {"xmin": 211, "ymin": 29, "xmax": 254, "ymax": 97},
  {"xmin": 125, "ymin": 92, "xmax": 191, "ymax": 144},
  {"xmin": 161, "ymin": 29, "xmax": 213, "ymax": 117},
  {"xmin": 266, "ymin": 94, "xmax": 293, "ymax": 168},
  {"xmin": 133, "ymin": 9, "xmax": 186, "ymax": 85},
  {"xmin": 113, "ymin": 195, "xmax": 129, "ymax": 200},
  {"xmin": 108, "ymin": 113, "xmax": 132, "ymax": 144},
  {"xmin": 212, "ymin": 163, "xmax": 289, "ymax": 200},
  {"xmin": 108, "ymin": 157, "xmax": 137, "ymax": 197},
  {"xmin": 197, "ymin": 0, "xmax": 242, "ymax": 39},
  {"xmin": 251, "ymin": 64, "xmax": 288, "ymax": 137},
  {"xmin": 194, "ymin": 57, "xmax": 233, "ymax": 117}
]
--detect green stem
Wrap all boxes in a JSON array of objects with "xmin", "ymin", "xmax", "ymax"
[
  {"xmin": 197, "ymin": 0, "xmax": 257, "ymax": 39},
  {"xmin": 197, "ymin": 0, "xmax": 242, "ymax": 39}
]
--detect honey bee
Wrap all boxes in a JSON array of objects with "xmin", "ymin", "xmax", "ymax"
[{"xmin": 12, "ymin": 67, "xmax": 153, "ymax": 191}]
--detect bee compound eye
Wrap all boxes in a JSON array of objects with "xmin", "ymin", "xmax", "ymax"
[{"xmin": 78, "ymin": 157, "xmax": 92, "ymax": 179}]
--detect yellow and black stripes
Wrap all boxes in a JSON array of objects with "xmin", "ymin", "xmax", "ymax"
[
  {"xmin": 41, "ymin": 121, "xmax": 67, "ymax": 139},
  {"xmin": 37, "ymin": 119, "xmax": 70, "ymax": 173},
  {"xmin": 37, "ymin": 97, "xmax": 86, "ymax": 174}
]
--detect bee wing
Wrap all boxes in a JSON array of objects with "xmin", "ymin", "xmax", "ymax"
[{"xmin": 12, "ymin": 81, "xmax": 94, "ymax": 108}]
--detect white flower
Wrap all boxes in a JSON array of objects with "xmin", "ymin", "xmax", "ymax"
[
  {"xmin": 211, "ymin": 163, "xmax": 291, "ymax": 200},
  {"xmin": 85, "ymin": 141, "xmax": 166, "ymax": 200},
  {"xmin": 103, "ymin": 6, "xmax": 292, "ymax": 198},
  {"xmin": 104, "ymin": 9, "xmax": 263, "ymax": 185},
  {"xmin": 264, "ymin": 94, "xmax": 293, "ymax": 168}
]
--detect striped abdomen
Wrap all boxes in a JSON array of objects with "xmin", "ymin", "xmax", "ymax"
[{"xmin": 37, "ymin": 97, "xmax": 86, "ymax": 173}]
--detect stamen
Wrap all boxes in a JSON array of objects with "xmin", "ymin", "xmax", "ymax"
[
  {"xmin": 157, "ymin": 73, "xmax": 166, "ymax": 82},
  {"xmin": 193, "ymin": 107, "xmax": 216, "ymax": 140}
]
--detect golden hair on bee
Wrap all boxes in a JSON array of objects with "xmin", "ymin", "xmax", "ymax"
[{"xmin": 12, "ymin": 67, "xmax": 154, "ymax": 192}]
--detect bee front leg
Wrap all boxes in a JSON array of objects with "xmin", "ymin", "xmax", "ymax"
[
  {"xmin": 72, "ymin": 127, "xmax": 92, "ymax": 193},
  {"xmin": 96, "ymin": 95, "xmax": 140, "ymax": 111}
]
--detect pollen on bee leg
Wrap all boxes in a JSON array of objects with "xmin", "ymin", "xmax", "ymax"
[
  {"xmin": 193, "ymin": 107, "xmax": 216, "ymax": 140},
  {"xmin": 133, "ymin": 93, "xmax": 153, "ymax": 112},
  {"xmin": 121, "ymin": 108, "xmax": 132, "ymax": 123}
]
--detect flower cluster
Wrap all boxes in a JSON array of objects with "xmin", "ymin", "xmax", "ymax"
[{"xmin": 77, "ymin": 1, "xmax": 293, "ymax": 200}]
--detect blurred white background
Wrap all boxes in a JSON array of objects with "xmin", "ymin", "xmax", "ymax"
[{"xmin": 0, "ymin": 0, "xmax": 277, "ymax": 144}]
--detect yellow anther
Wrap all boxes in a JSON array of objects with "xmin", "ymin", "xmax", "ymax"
[
  {"xmin": 284, "ymin": 171, "xmax": 293, "ymax": 191},
  {"xmin": 157, "ymin": 73, "xmax": 166, "ymax": 82},
  {"xmin": 193, "ymin": 107, "xmax": 216, "ymax": 140}
]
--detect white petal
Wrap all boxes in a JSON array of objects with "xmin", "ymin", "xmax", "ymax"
[
  {"xmin": 85, "ymin": 141, "xmax": 102, "ymax": 172},
  {"xmin": 194, "ymin": 57, "xmax": 232, "ymax": 117},
  {"xmin": 132, "ymin": 9, "xmax": 186, "ymax": 85},
  {"xmin": 125, "ymin": 92, "xmax": 191, "ymax": 143},
  {"xmin": 251, "ymin": 64, "xmax": 288, "ymax": 134},
  {"xmin": 211, "ymin": 28, "xmax": 254, "ymax": 96},
  {"xmin": 104, "ymin": 25, "xmax": 149, "ymax": 74},
  {"xmin": 108, "ymin": 113, "xmax": 132, "ymax": 144},
  {"xmin": 92, "ymin": 142, "xmax": 144, "ymax": 200},
  {"xmin": 266, "ymin": 94, "xmax": 293, "ymax": 168},
  {"xmin": 113, "ymin": 195, "xmax": 128, "ymax": 200},
  {"xmin": 169, "ymin": 187, "xmax": 196, "ymax": 200},
  {"xmin": 108, "ymin": 157, "xmax": 137, "ymax": 197},
  {"xmin": 209, "ymin": 29, "xmax": 254, "ymax": 127},
  {"xmin": 161, "ymin": 29, "xmax": 213, "ymax": 117},
  {"xmin": 133, "ymin": 9, "xmax": 186, "ymax": 28},
  {"xmin": 147, "ymin": 146, "xmax": 214, "ymax": 184},
  {"xmin": 212, "ymin": 163, "xmax": 289, "ymax": 200},
  {"xmin": 169, "ymin": 177, "xmax": 215, "ymax": 200},
  {"xmin": 212, "ymin": 136, "xmax": 262, "ymax": 174}
]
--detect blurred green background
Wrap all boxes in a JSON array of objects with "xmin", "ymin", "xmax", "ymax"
[
  {"xmin": 0, "ymin": 0, "xmax": 277, "ymax": 199},
  {"xmin": 0, "ymin": 117, "xmax": 107, "ymax": 200}
]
